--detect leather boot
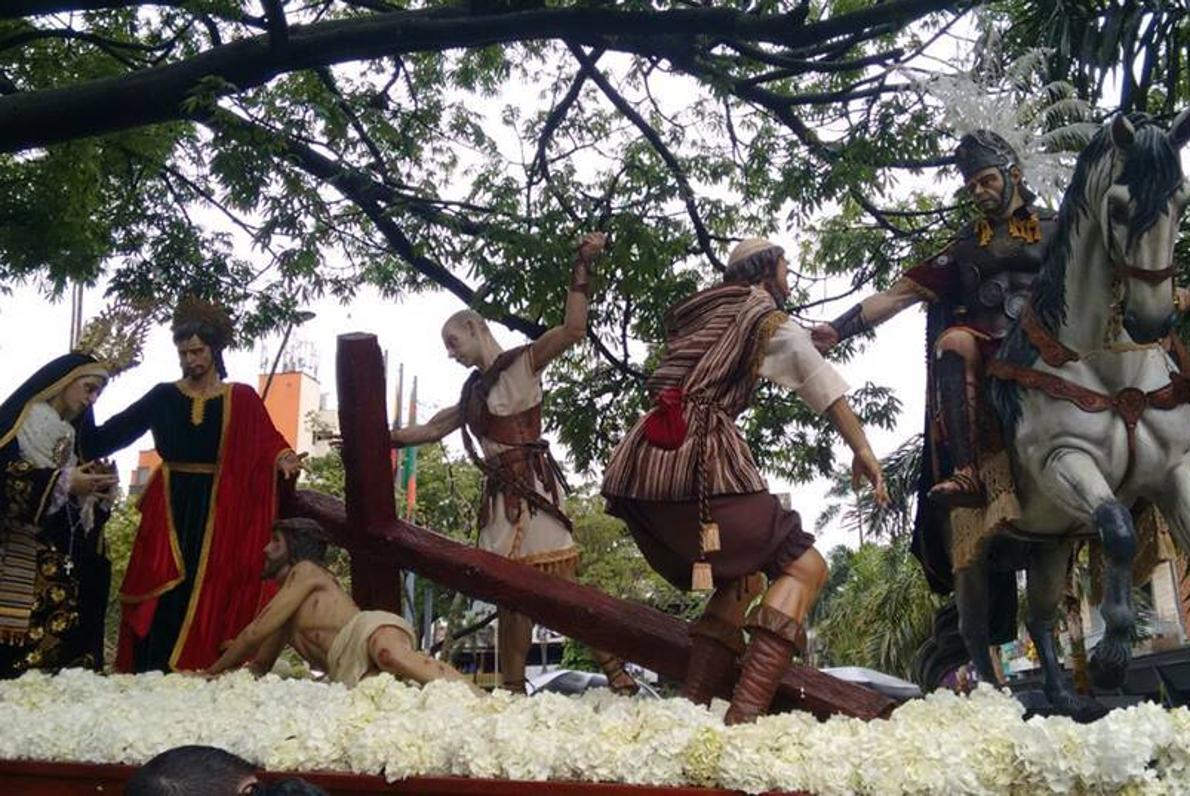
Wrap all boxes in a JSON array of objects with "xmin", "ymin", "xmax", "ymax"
[
  {"xmin": 928, "ymin": 350, "xmax": 985, "ymax": 507},
  {"xmin": 724, "ymin": 605, "xmax": 801, "ymax": 725},
  {"xmin": 680, "ymin": 613, "xmax": 745, "ymax": 706}
]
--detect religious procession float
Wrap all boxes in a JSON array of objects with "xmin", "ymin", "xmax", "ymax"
[{"xmin": 4, "ymin": 3, "xmax": 1190, "ymax": 794}]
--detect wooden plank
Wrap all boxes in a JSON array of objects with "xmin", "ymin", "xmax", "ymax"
[
  {"xmin": 287, "ymin": 488, "xmax": 892, "ymax": 720},
  {"xmin": 280, "ymin": 333, "xmax": 895, "ymax": 722}
]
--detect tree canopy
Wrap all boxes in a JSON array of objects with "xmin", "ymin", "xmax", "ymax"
[{"xmin": 2, "ymin": 1, "xmax": 1185, "ymax": 478}]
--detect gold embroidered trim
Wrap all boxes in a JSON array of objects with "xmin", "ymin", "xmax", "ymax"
[
  {"xmin": 0, "ymin": 364, "xmax": 110, "ymax": 452},
  {"xmin": 120, "ymin": 465, "xmax": 186, "ymax": 605},
  {"xmin": 975, "ymin": 218, "xmax": 994, "ymax": 247},
  {"xmin": 1008, "ymin": 212, "xmax": 1042, "ymax": 243},
  {"xmin": 169, "ymin": 387, "xmax": 233, "ymax": 669},
  {"xmin": 175, "ymin": 382, "xmax": 229, "ymax": 427},
  {"xmin": 976, "ymin": 212, "xmax": 1041, "ymax": 249},
  {"xmin": 749, "ymin": 310, "xmax": 789, "ymax": 380},
  {"xmin": 168, "ymin": 462, "xmax": 218, "ymax": 475},
  {"xmin": 31, "ymin": 470, "xmax": 59, "ymax": 527}
]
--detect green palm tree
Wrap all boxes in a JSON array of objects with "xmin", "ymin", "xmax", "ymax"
[{"xmin": 815, "ymin": 541, "xmax": 944, "ymax": 678}]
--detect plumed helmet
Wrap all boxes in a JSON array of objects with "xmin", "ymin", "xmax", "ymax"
[{"xmin": 954, "ymin": 130, "xmax": 1020, "ymax": 181}]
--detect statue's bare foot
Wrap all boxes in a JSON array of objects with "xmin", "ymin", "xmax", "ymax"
[{"xmin": 927, "ymin": 468, "xmax": 985, "ymax": 508}]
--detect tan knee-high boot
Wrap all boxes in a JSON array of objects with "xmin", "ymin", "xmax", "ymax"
[
  {"xmin": 724, "ymin": 605, "xmax": 801, "ymax": 725},
  {"xmin": 681, "ymin": 613, "xmax": 745, "ymax": 706}
]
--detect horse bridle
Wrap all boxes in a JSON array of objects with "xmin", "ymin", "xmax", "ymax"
[{"xmin": 1112, "ymin": 260, "xmax": 1178, "ymax": 286}]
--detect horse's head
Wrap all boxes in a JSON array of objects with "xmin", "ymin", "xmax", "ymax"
[{"xmin": 1100, "ymin": 111, "xmax": 1190, "ymax": 344}]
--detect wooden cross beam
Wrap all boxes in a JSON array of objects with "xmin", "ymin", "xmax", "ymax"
[{"xmin": 283, "ymin": 332, "xmax": 894, "ymax": 721}]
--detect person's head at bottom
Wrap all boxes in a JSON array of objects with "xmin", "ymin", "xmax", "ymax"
[
  {"xmin": 125, "ymin": 745, "xmax": 328, "ymax": 795},
  {"xmin": 125, "ymin": 746, "xmax": 256, "ymax": 795}
]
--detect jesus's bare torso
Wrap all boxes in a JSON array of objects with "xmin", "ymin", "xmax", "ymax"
[{"xmin": 282, "ymin": 563, "xmax": 360, "ymax": 672}]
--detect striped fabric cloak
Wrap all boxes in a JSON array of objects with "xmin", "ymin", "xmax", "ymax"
[{"xmin": 602, "ymin": 284, "xmax": 786, "ymax": 502}]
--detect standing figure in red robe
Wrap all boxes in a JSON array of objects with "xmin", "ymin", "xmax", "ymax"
[{"xmin": 85, "ymin": 298, "xmax": 304, "ymax": 672}]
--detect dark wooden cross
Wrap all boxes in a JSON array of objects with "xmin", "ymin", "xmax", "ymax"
[{"xmin": 283, "ymin": 332, "xmax": 893, "ymax": 721}]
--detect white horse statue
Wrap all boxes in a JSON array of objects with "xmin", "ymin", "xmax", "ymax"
[{"xmin": 960, "ymin": 111, "xmax": 1190, "ymax": 718}]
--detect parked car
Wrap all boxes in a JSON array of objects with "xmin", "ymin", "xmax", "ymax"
[{"xmin": 527, "ymin": 669, "xmax": 661, "ymax": 699}]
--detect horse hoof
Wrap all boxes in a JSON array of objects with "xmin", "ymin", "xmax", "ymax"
[
  {"xmin": 1088, "ymin": 649, "xmax": 1129, "ymax": 690},
  {"xmin": 1046, "ymin": 692, "xmax": 1109, "ymax": 723}
]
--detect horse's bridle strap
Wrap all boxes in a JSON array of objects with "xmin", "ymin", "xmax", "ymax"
[
  {"xmin": 1021, "ymin": 304, "xmax": 1080, "ymax": 367},
  {"xmin": 1112, "ymin": 262, "xmax": 1177, "ymax": 285}
]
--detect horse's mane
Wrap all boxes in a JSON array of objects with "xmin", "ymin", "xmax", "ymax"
[{"xmin": 990, "ymin": 115, "xmax": 1185, "ymax": 436}]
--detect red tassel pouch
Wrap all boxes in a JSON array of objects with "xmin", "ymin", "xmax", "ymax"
[{"xmin": 642, "ymin": 387, "xmax": 688, "ymax": 449}]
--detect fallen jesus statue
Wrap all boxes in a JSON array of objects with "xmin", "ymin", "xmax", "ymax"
[{"xmin": 204, "ymin": 517, "xmax": 480, "ymax": 693}]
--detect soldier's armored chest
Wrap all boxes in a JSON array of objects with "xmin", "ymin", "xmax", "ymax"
[{"xmin": 950, "ymin": 213, "xmax": 1054, "ymax": 335}]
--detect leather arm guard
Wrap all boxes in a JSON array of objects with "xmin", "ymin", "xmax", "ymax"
[
  {"xmin": 569, "ymin": 259, "xmax": 592, "ymax": 298},
  {"xmin": 828, "ymin": 302, "xmax": 870, "ymax": 342}
]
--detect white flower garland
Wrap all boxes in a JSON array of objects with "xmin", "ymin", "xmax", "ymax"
[{"xmin": 2, "ymin": 670, "xmax": 1189, "ymax": 794}]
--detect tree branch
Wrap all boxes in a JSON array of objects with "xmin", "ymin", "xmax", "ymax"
[
  {"xmin": 530, "ymin": 56, "xmax": 599, "ymax": 182},
  {"xmin": 569, "ymin": 43, "xmax": 725, "ymax": 271},
  {"xmin": 196, "ymin": 108, "xmax": 548, "ymax": 340},
  {"xmin": 3, "ymin": 0, "xmax": 186, "ymax": 17},
  {"xmin": 0, "ymin": 0, "xmax": 956, "ymax": 153},
  {"xmin": 261, "ymin": 0, "xmax": 290, "ymax": 52},
  {"xmin": 314, "ymin": 66, "xmax": 392, "ymax": 181}
]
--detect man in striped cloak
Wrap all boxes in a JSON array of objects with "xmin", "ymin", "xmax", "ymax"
[{"xmin": 602, "ymin": 238, "xmax": 888, "ymax": 724}]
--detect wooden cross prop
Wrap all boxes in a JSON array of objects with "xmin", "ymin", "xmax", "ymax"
[{"xmin": 282, "ymin": 333, "xmax": 894, "ymax": 721}]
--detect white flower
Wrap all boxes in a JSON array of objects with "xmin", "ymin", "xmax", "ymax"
[{"xmin": 3, "ymin": 670, "xmax": 1189, "ymax": 792}]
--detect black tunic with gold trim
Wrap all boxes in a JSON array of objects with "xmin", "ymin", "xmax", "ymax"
[{"xmin": 84, "ymin": 382, "xmax": 227, "ymax": 672}]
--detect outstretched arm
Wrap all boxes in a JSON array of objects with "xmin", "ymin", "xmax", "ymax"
[
  {"xmin": 206, "ymin": 564, "xmax": 318, "ymax": 675},
  {"xmin": 757, "ymin": 318, "xmax": 887, "ymax": 504},
  {"xmin": 529, "ymin": 231, "xmax": 606, "ymax": 373},
  {"xmin": 83, "ymin": 384, "xmax": 162, "ymax": 459},
  {"xmin": 247, "ymin": 627, "xmax": 289, "ymax": 677},
  {"xmin": 824, "ymin": 397, "xmax": 889, "ymax": 505},
  {"xmin": 811, "ymin": 278, "xmax": 928, "ymax": 353},
  {"xmin": 391, "ymin": 405, "xmax": 462, "ymax": 448}
]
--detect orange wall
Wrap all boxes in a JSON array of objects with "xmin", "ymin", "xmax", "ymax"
[
  {"xmin": 257, "ymin": 372, "xmax": 301, "ymax": 448},
  {"xmin": 136, "ymin": 449, "xmax": 161, "ymax": 470}
]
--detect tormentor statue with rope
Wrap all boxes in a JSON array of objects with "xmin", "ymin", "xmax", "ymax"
[{"xmin": 391, "ymin": 232, "xmax": 637, "ymax": 695}]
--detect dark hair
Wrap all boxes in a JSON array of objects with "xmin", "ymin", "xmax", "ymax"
[
  {"xmin": 254, "ymin": 778, "xmax": 330, "ymax": 796},
  {"xmin": 274, "ymin": 517, "xmax": 329, "ymax": 565},
  {"xmin": 172, "ymin": 320, "xmax": 229, "ymax": 379},
  {"xmin": 125, "ymin": 745, "xmax": 255, "ymax": 796},
  {"xmin": 723, "ymin": 246, "xmax": 784, "ymax": 287}
]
